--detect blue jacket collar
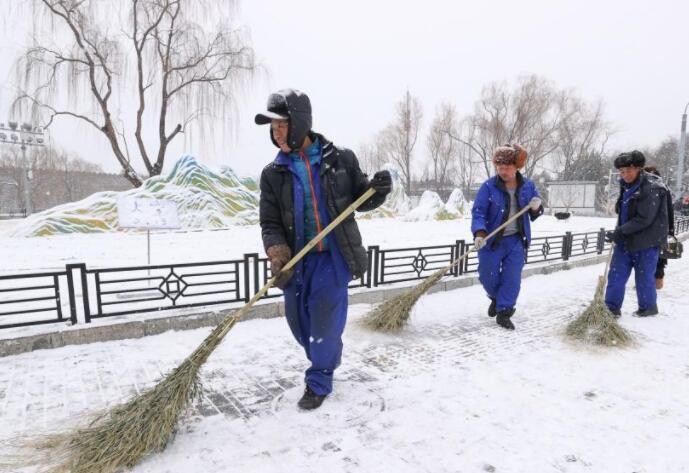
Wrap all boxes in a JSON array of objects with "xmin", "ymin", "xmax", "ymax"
[{"xmin": 272, "ymin": 132, "xmax": 333, "ymax": 167}]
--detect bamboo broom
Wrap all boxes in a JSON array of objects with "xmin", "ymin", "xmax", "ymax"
[
  {"xmin": 565, "ymin": 243, "xmax": 634, "ymax": 347},
  {"xmin": 363, "ymin": 205, "xmax": 532, "ymax": 331},
  {"xmin": 31, "ymin": 188, "xmax": 377, "ymax": 473}
]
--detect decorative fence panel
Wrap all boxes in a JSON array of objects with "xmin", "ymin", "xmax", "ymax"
[
  {"xmin": 0, "ymin": 270, "xmax": 72, "ymax": 329},
  {"xmin": 0, "ymin": 217, "xmax": 686, "ymax": 330},
  {"xmin": 85, "ymin": 258, "xmax": 250, "ymax": 320}
]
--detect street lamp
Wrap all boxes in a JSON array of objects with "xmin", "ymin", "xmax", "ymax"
[
  {"xmin": 0, "ymin": 120, "xmax": 46, "ymax": 215},
  {"xmin": 677, "ymin": 102, "xmax": 689, "ymax": 198}
]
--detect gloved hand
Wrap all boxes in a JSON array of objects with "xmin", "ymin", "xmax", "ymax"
[
  {"xmin": 474, "ymin": 230, "xmax": 487, "ymax": 250},
  {"xmin": 605, "ymin": 228, "xmax": 623, "ymax": 244},
  {"xmin": 474, "ymin": 236, "xmax": 486, "ymax": 250},
  {"xmin": 371, "ymin": 170, "xmax": 392, "ymax": 196},
  {"xmin": 266, "ymin": 244, "xmax": 294, "ymax": 289},
  {"xmin": 529, "ymin": 197, "xmax": 542, "ymax": 212}
]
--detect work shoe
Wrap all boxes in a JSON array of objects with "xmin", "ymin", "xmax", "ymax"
[
  {"xmin": 496, "ymin": 308, "xmax": 516, "ymax": 330},
  {"xmin": 634, "ymin": 305, "xmax": 658, "ymax": 317},
  {"xmin": 609, "ymin": 308, "xmax": 621, "ymax": 318},
  {"xmin": 298, "ymin": 386, "xmax": 327, "ymax": 410},
  {"xmin": 488, "ymin": 298, "xmax": 497, "ymax": 317}
]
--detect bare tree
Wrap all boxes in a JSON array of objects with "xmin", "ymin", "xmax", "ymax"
[
  {"xmin": 555, "ymin": 97, "xmax": 613, "ymax": 179},
  {"xmin": 453, "ymin": 118, "xmax": 477, "ymax": 198},
  {"xmin": 644, "ymin": 137, "xmax": 689, "ymax": 191},
  {"xmin": 12, "ymin": 0, "xmax": 255, "ymax": 187},
  {"xmin": 1, "ymin": 145, "xmax": 108, "ymax": 209},
  {"xmin": 0, "ymin": 148, "xmax": 26, "ymax": 210},
  {"xmin": 380, "ymin": 90, "xmax": 423, "ymax": 194},
  {"xmin": 356, "ymin": 139, "xmax": 387, "ymax": 175},
  {"xmin": 449, "ymin": 75, "xmax": 566, "ymax": 179},
  {"xmin": 426, "ymin": 102, "xmax": 457, "ymax": 194}
]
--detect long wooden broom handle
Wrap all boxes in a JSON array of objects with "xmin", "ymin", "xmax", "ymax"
[
  {"xmin": 248, "ymin": 187, "xmax": 376, "ymax": 301},
  {"xmin": 213, "ymin": 187, "xmax": 378, "ymax": 340},
  {"xmin": 210, "ymin": 187, "xmax": 376, "ymax": 346},
  {"xmin": 601, "ymin": 242, "xmax": 615, "ymax": 281},
  {"xmin": 446, "ymin": 204, "xmax": 532, "ymax": 273},
  {"xmin": 280, "ymin": 187, "xmax": 377, "ymax": 274}
]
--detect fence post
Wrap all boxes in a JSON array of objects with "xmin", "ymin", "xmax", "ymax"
[
  {"xmin": 66, "ymin": 263, "xmax": 90, "ymax": 324},
  {"xmin": 369, "ymin": 246, "xmax": 380, "ymax": 287},
  {"xmin": 364, "ymin": 247, "xmax": 373, "ymax": 288},
  {"xmin": 378, "ymin": 248, "xmax": 386, "ymax": 285},
  {"xmin": 455, "ymin": 240, "xmax": 464, "ymax": 276},
  {"xmin": 65, "ymin": 265, "xmax": 78, "ymax": 325},
  {"xmin": 243, "ymin": 253, "xmax": 257, "ymax": 302},
  {"xmin": 254, "ymin": 253, "xmax": 262, "ymax": 299},
  {"xmin": 597, "ymin": 227, "xmax": 606, "ymax": 254},
  {"xmin": 79, "ymin": 264, "xmax": 91, "ymax": 323},
  {"xmin": 464, "ymin": 245, "xmax": 471, "ymax": 274},
  {"xmin": 562, "ymin": 232, "xmax": 572, "ymax": 261}
]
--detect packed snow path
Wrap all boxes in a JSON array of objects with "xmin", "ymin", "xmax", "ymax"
[{"xmin": 1, "ymin": 256, "xmax": 688, "ymax": 472}]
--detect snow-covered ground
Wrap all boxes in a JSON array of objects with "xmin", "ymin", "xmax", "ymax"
[
  {"xmin": 1, "ymin": 250, "xmax": 688, "ymax": 472},
  {"xmin": 0, "ymin": 215, "xmax": 615, "ymax": 275}
]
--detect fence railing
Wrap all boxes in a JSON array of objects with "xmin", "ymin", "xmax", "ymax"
[
  {"xmin": 0, "ymin": 209, "xmax": 27, "ymax": 220},
  {"xmin": 2, "ymin": 217, "xmax": 688, "ymax": 330},
  {"xmin": 0, "ymin": 270, "xmax": 73, "ymax": 329}
]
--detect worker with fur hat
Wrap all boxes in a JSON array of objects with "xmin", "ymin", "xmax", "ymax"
[
  {"xmin": 471, "ymin": 144, "xmax": 544, "ymax": 330},
  {"xmin": 604, "ymin": 151, "xmax": 670, "ymax": 317},
  {"xmin": 256, "ymin": 89, "xmax": 391, "ymax": 409}
]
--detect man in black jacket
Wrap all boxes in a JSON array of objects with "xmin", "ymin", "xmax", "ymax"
[
  {"xmin": 604, "ymin": 151, "xmax": 670, "ymax": 316},
  {"xmin": 256, "ymin": 89, "xmax": 391, "ymax": 410}
]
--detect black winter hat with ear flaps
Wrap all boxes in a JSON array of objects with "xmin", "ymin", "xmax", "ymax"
[
  {"xmin": 614, "ymin": 150, "xmax": 646, "ymax": 169},
  {"xmin": 255, "ymin": 89, "xmax": 312, "ymax": 152}
]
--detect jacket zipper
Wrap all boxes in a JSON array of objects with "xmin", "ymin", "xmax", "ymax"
[
  {"xmin": 301, "ymin": 152, "xmax": 324, "ymax": 251},
  {"xmin": 496, "ymin": 177, "xmax": 525, "ymax": 246}
]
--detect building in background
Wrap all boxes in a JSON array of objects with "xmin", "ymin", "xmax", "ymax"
[{"xmin": 546, "ymin": 181, "xmax": 598, "ymax": 216}]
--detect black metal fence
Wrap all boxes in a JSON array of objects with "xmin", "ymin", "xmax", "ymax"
[
  {"xmin": 0, "ymin": 209, "xmax": 27, "ymax": 220},
  {"xmin": 2, "ymin": 217, "xmax": 688, "ymax": 330}
]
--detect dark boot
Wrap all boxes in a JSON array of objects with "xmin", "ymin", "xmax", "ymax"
[
  {"xmin": 634, "ymin": 305, "xmax": 658, "ymax": 317},
  {"xmin": 488, "ymin": 298, "xmax": 497, "ymax": 317},
  {"xmin": 496, "ymin": 308, "xmax": 516, "ymax": 330},
  {"xmin": 298, "ymin": 386, "xmax": 327, "ymax": 410},
  {"xmin": 609, "ymin": 308, "xmax": 621, "ymax": 319}
]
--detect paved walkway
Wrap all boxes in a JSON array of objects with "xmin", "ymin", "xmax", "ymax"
[{"xmin": 1, "ymin": 258, "xmax": 689, "ymax": 472}]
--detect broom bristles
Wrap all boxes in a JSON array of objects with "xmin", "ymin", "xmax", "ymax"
[
  {"xmin": 565, "ymin": 276, "xmax": 634, "ymax": 347},
  {"xmin": 10, "ymin": 313, "xmax": 242, "ymax": 473},
  {"xmin": 363, "ymin": 269, "xmax": 445, "ymax": 331}
]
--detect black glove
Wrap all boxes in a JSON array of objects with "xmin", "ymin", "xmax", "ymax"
[
  {"xmin": 605, "ymin": 228, "xmax": 623, "ymax": 244},
  {"xmin": 266, "ymin": 244, "xmax": 294, "ymax": 290},
  {"xmin": 371, "ymin": 170, "xmax": 392, "ymax": 196}
]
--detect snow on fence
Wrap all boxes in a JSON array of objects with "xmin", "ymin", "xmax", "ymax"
[{"xmin": 1, "ymin": 217, "xmax": 688, "ymax": 330}]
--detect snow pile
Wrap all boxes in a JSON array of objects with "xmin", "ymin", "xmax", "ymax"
[
  {"xmin": 443, "ymin": 188, "xmax": 469, "ymax": 218},
  {"xmin": 396, "ymin": 187, "xmax": 470, "ymax": 222},
  {"xmin": 9, "ymin": 155, "xmax": 260, "ymax": 237},
  {"xmin": 402, "ymin": 190, "xmax": 453, "ymax": 221}
]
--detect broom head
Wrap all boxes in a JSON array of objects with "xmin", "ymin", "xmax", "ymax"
[
  {"xmin": 565, "ymin": 276, "xmax": 634, "ymax": 347},
  {"xmin": 363, "ymin": 269, "xmax": 445, "ymax": 331}
]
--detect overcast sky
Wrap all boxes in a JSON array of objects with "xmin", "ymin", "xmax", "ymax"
[{"xmin": 1, "ymin": 0, "xmax": 688, "ymax": 178}]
